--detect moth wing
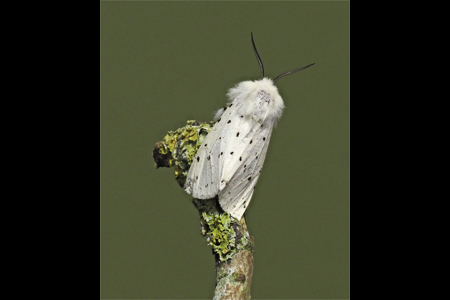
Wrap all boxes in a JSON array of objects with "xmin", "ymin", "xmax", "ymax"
[
  {"xmin": 184, "ymin": 102, "xmax": 239, "ymax": 199},
  {"xmin": 184, "ymin": 125, "xmax": 220, "ymax": 199},
  {"xmin": 186, "ymin": 100, "xmax": 275, "ymax": 221},
  {"xmin": 218, "ymin": 121, "xmax": 274, "ymax": 220}
]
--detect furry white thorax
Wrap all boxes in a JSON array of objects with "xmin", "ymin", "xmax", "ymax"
[{"xmin": 214, "ymin": 78, "xmax": 284, "ymax": 124}]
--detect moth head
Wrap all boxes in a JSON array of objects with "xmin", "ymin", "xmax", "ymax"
[
  {"xmin": 227, "ymin": 33, "xmax": 314, "ymax": 122},
  {"xmin": 227, "ymin": 78, "xmax": 284, "ymax": 122}
]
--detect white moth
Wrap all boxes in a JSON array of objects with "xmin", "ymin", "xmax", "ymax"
[{"xmin": 185, "ymin": 33, "xmax": 314, "ymax": 220}]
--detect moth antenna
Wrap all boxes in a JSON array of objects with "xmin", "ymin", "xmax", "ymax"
[
  {"xmin": 251, "ymin": 32, "xmax": 264, "ymax": 79},
  {"xmin": 273, "ymin": 63, "xmax": 315, "ymax": 83}
]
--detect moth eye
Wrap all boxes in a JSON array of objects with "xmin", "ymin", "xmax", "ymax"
[
  {"xmin": 236, "ymin": 132, "xmax": 240, "ymax": 137},
  {"xmin": 227, "ymin": 120, "xmax": 231, "ymax": 124},
  {"xmin": 250, "ymin": 140, "xmax": 253, "ymax": 144},
  {"xmin": 197, "ymin": 157, "xmax": 200, "ymax": 162},
  {"xmin": 239, "ymin": 157, "xmax": 242, "ymax": 161},
  {"xmin": 204, "ymin": 144, "xmax": 207, "ymax": 147},
  {"xmin": 221, "ymin": 152, "xmax": 223, "ymax": 155},
  {"xmin": 263, "ymin": 137, "xmax": 266, "ymax": 141},
  {"xmin": 240, "ymin": 115, "xmax": 243, "ymax": 118},
  {"xmin": 230, "ymin": 152, "xmax": 234, "ymax": 155}
]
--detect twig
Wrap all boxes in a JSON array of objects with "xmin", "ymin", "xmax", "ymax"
[{"xmin": 153, "ymin": 121, "xmax": 255, "ymax": 299}]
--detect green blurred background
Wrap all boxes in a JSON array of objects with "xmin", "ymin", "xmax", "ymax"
[{"xmin": 100, "ymin": 1, "xmax": 349, "ymax": 299}]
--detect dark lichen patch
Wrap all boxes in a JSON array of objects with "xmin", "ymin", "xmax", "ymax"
[{"xmin": 233, "ymin": 272, "xmax": 246, "ymax": 283}]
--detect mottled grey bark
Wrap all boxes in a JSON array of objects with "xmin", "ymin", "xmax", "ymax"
[{"xmin": 212, "ymin": 217, "xmax": 254, "ymax": 299}]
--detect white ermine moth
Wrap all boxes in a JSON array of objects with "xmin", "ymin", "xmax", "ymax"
[{"xmin": 184, "ymin": 33, "xmax": 314, "ymax": 220}]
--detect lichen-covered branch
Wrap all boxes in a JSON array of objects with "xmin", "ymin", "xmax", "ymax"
[{"xmin": 153, "ymin": 120, "xmax": 255, "ymax": 299}]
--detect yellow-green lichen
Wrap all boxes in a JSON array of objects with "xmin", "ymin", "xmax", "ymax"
[
  {"xmin": 199, "ymin": 211, "xmax": 253, "ymax": 262},
  {"xmin": 201, "ymin": 212, "xmax": 236, "ymax": 262},
  {"xmin": 160, "ymin": 120, "xmax": 214, "ymax": 186}
]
